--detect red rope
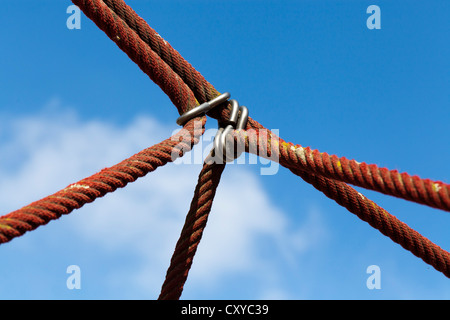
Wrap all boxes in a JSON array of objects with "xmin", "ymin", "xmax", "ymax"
[
  {"xmin": 0, "ymin": 117, "xmax": 206, "ymax": 244},
  {"xmin": 230, "ymin": 128, "xmax": 450, "ymax": 212},
  {"xmin": 71, "ymin": 0, "xmax": 199, "ymax": 115},
  {"xmin": 2, "ymin": 0, "xmax": 448, "ymax": 299},
  {"xmin": 232, "ymin": 128, "xmax": 450, "ymax": 277},
  {"xmin": 279, "ymin": 141, "xmax": 450, "ymax": 212},
  {"xmin": 290, "ymin": 168, "xmax": 450, "ymax": 278},
  {"xmin": 72, "ymin": 0, "xmax": 259, "ymax": 144},
  {"xmin": 101, "ymin": 0, "xmax": 220, "ymax": 105},
  {"xmin": 158, "ymin": 162, "xmax": 226, "ymax": 300},
  {"xmin": 83, "ymin": 0, "xmax": 450, "ymax": 213}
]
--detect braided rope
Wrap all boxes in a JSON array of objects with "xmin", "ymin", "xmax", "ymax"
[
  {"xmin": 72, "ymin": 0, "xmax": 198, "ymax": 115},
  {"xmin": 158, "ymin": 162, "xmax": 226, "ymax": 300},
  {"xmin": 91, "ymin": 0, "xmax": 265, "ymax": 131},
  {"xmin": 230, "ymin": 128, "xmax": 450, "ymax": 212},
  {"xmin": 102, "ymin": 0, "xmax": 220, "ymax": 105},
  {"xmin": 290, "ymin": 168, "xmax": 450, "ymax": 278},
  {"xmin": 230, "ymin": 128, "xmax": 450, "ymax": 277},
  {"xmin": 0, "ymin": 117, "xmax": 206, "ymax": 244},
  {"xmin": 86, "ymin": 0, "xmax": 450, "ymax": 213},
  {"xmin": 2, "ymin": 0, "xmax": 448, "ymax": 299},
  {"xmin": 280, "ymin": 142, "xmax": 450, "ymax": 212}
]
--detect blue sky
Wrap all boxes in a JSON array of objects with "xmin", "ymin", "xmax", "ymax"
[{"xmin": 0, "ymin": 0, "xmax": 449, "ymax": 299}]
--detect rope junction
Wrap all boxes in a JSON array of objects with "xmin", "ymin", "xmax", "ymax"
[{"xmin": 1, "ymin": 0, "xmax": 449, "ymax": 299}]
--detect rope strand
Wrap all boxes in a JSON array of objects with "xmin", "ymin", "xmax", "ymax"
[
  {"xmin": 87, "ymin": 0, "xmax": 450, "ymax": 213},
  {"xmin": 72, "ymin": 0, "xmax": 199, "ymax": 115},
  {"xmin": 102, "ymin": 0, "xmax": 220, "ymax": 105},
  {"xmin": 2, "ymin": 0, "xmax": 447, "ymax": 298},
  {"xmin": 289, "ymin": 167, "xmax": 450, "ymax": 278},
  {"xmin": 159, "ymin": 161, "xmax": 226, "ymax": 300},
  {"xmin": 230, "ymin": 128, "xmax": 450, "ymax": 212},
  {"xmin": 0, "ymin": 117, "xmax": 206, "ymax": 245},
  {"xmin": 230, "ymin": 127, "xmax": 450, "ymax": 277},
  {"xmin": 280, "ymin": 142, "xmax": 450, "ymax": 212}
]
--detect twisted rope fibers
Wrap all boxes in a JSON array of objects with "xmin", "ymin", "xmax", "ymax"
[
  {"xmin": 71, "ymin": 0, "xmax": 199, "ymax": 115},
  {"xmin": 288, "ymin": 167, "xmax": 450, "ymax": 278},
  {"xmin": 72, "ymin": 0, "xmax": 450, "ymax": 290},
  {"xmin": 0, "ymin": 117, "xmax": 206, "ymax": 244},
  {"xmin": 0, "ymin": 0, "xmax": 448, "ymax": 300},
  {"xmin": 93, "ymin": 0, "xmax": 450, "ymax": 213},
  {"xmin": 229, "ymin": 125, "xmax": 450, "ymax": 278},
  {"xmin": 102, "ymin": 0, "xmax": 220, "ymax": 105},
  {"xmin": 232, "ymin": 129, "xmax": 450, "ymax": 212},
  {"xmin": 158, "ymin": 162, "xmax": 226, "ymax": 300}
]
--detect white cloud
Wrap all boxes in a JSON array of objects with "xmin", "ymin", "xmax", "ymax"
[{"xmin": 0, "ymin": 100, "xmax": 329, "ymax": 299}]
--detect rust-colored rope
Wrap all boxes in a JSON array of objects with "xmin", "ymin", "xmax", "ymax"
[
  {"xmin": 3, "ymin": 0, "xmax": 447, "ymax": 298},
  {"xmin": 158, "ymin": 161, "xmax": 226, "ymax": 300},
  {"xmin": 0, "ymin": 117, "xmax": 206, "ymax": 245},
  {"xmin": 72, "ymin": 0, "xmax": 198, "ymax": 115},
  {"xmin": 75, "ymin": 0, "xmax": 450, "ymax": 278},
  {"xmin": 279, "ymin": 141, "xmax": 450, "ymax": 212},
  {"xmin": 290, "ymin": 167, "xmax": 450, "ymax": 278},
  {"xmin": 233, "ymin": 128, "xmax": 450, "ymax": 277},
  {"xmin": 230, "ymin": 128, "xmax": 450, "ymax": 212},
  {"xmin": 102, "ymin": 0, "xmax": 220, "ymax": 105},
  {"xmin": 78, "ymin": 0, "xmax": 261, "ymax": 128},
  {"xmin": 90, "ymin": 0, "xmax": 450, "ymax": 213}
]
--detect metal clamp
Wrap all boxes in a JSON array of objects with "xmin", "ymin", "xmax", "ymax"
[
  {"xmin": 176, "ymin": 92, "xmax": 231, "ymax": 126},
  {"xmin": 213, "ymin": 99, "xmax": 249, "ymax": 163},
  {"xmin": 176, "ymin": 92, "xmax": 249, "ymax": 163}
]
